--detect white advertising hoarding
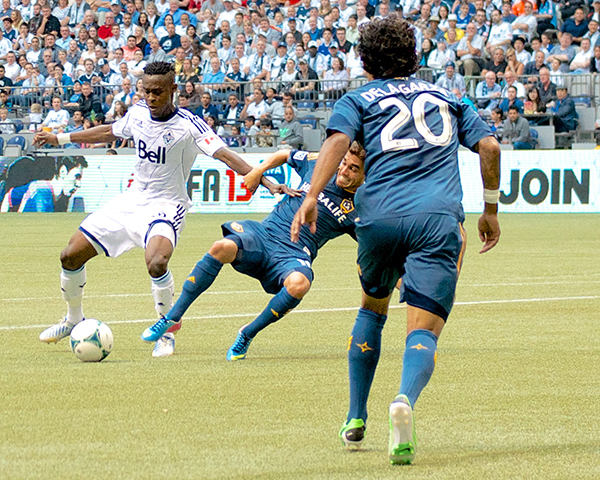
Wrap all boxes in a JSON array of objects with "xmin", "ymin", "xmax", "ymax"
[{"xmin": 2, "ymin": 151, "xmax": 598, "ymax": 213}]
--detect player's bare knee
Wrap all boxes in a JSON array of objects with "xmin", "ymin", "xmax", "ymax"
[
  {"xmin": 285, "ymin": 272, "xmax": 311, "ymax": 299},
  {"xmin": 146, "ymin": 255, "xmax": 169, "ymax": 278},
  {"xmin": 208, "ymin": 239, "xmax": 237, "ymax": 263},
  {"xmin": 60, "ymin": 247, "xmax": 80, "ymax": 271}
]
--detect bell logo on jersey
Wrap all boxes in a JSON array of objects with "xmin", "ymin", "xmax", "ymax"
[{"xmin": 138, "ymin": 139, "xmax": 166, "ymax": 164}]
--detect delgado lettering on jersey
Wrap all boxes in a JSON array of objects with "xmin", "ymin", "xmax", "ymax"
[
  {"xmin": 299, "ymin": 181, "xmax": 349, "ymax": 223},
  {"xmin": 360, "ymin": 81, "xmax": 448, "ymax": 102},
  {"xmin": 138, "ymin": 139, "xmax": 167, "ymax": 164}
]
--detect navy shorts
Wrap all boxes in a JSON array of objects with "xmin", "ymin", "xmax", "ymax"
[
  {"xmin": 221, "ymin": 220, "xmax": 314, "ymax": 294},
  {"xmin": 356, "ymin": 213, "xmax": 465, "ymax": 321}
]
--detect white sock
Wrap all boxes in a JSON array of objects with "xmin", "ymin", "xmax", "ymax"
[
  {"xmin": 151, "ymin": 270, "xmax": 174, "ymax": 318},
  {"xmin": 61, "ymin": 266, "xmax": 86, "ymax": 326}
]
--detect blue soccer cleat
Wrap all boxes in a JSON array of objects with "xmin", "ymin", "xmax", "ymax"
[
  {"xmin": 141, "ymin": 316, "xmax": 181, "ymax": 343},
  {"xmin": 226, "ymin": 325, "xmax": 252, "ymax": 361}
]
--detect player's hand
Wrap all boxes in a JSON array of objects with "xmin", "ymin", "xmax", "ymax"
[
  {"xmin": 33, "ymin": 131, "xmax": 59, "ymax": 147},
  {"xmin": 478, "ymin": 212, "xmax": 500, "ymax": 253},
  {"xmin": 291, "ymin": 197, "xmax": 318, "ymax": 242},
  {"xmin": 266, "ymin": 183, "xmax": 301, "ymax": 197},
  {"xmin": 243, "ymin": 168, "xmax": 263, "ymax": 192}
]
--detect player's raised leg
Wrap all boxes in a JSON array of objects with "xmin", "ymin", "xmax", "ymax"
[
  {"xmin": 39, "ymin": 231, "xmax": 98, "ymax": 343},
  {"xmin": 141, "ymin": 237, "xmax": 237, "ymax": 343},
  {"xmin": 227, "ymin": 271, "xmax": 310, "ymax": 361}
]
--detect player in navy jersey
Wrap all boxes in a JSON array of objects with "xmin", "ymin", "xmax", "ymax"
[
  {"xmin": 140, "ymin": 143, "xmax": 365, "ymax": 360},
  {"xmin": 33, "ymin": 62, "xmax": 292, "ymax": 358},
  {"xmin": 291, "ymin": 14, "xmax": 501, "ymax": 465}
]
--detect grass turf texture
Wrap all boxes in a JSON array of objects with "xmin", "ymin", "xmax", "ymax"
[{"xmin": 1, "ymin": 213, "xmax": 599, "ymax": 480}]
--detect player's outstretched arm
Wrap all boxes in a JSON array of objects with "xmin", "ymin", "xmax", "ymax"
[
  {"xmin": 290, "ymin": 132, "xmax": 350, "ymax": 242},
  {"xmin": 214, "ymin": 146, "xmax": 300, "ymax": 197},
  {"xmin": 473, "ymin": 135, "xmax": 501, "ymax": 254},
  {"xmin": 244, "ymin": 150, "xmax": 290, "ymax": 192},
  {"xmin": 213, "ymin": 146, "xmax": 255, "ymax": 184},
  {"xmin": 33, "ymin": 125, "xmax": 118, "ymax": 148}
]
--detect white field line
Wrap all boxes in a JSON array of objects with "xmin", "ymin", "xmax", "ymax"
[
  {"xmin": 2, "ymin": 279, "xmax": 600, "ymax": 303},
  {"xmin": 1, "ymin": 295, "xmax": 599, "ymax": 331}
]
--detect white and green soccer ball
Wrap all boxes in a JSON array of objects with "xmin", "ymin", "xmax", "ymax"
[{"xmin": 69, "ymin": 319, "xmax": 114, "ymax": 362}]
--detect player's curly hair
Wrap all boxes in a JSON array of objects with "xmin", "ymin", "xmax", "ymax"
[
  {"xmin": 143, "ymin": 61, "xmax": 175, "ymax": 76},
  {"xmin": 356, "ymin": 12, "xmax": 419, "ymax": 79},
  {"xmin": 349, "ymin": 141, "xmax": 366, "ymax": 163}
]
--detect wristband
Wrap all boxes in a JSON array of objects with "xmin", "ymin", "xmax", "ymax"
[
  {"xmin": 483, "ymin": 188, "xmax": 500, "ymax": 204},
  {"xmin": 56, "ymin": 133, "xmax": 71, "ymax": 146}
]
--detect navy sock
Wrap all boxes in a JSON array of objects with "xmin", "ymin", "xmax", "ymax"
[
  {"xmin": 243, "ymin": 287, "xmax": 302, "ymax": 338},
  {"xmin": 347, "ymin": 308, "xmax": 387, "ymax": 423},
  {"xmin": 399, "ymin": 329, "xmax": 438, "ymax": 407},
  {"xmin": 166, "ymin": 254, "xmax": 223, "ymax": 322}
]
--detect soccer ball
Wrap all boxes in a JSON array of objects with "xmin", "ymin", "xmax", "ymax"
[{"xmin": 69, "ymin": 319, "xmax": 114, "ymax": 362}]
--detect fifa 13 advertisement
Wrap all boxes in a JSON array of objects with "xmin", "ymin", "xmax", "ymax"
[{"xmin": 1, "ymin": 151, "xmax": 599, "ymax": 213}]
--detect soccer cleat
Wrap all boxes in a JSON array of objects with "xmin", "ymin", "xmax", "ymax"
[
  {"xmin": 339, "ymin": 418, "xmax": 365, "ymax": 449},
  {"xmin": 141, "ymin": 316, "xmax": 181, "ymax": 343},
  {"xmin": 226, "ymin": 325, "xmax": 252, "ymax": 361},
  {"xmin": 152, "ymin": 333, "xmax": 175, "ymax": 357},
  {"xmin": 39, "ymin": 318, "xmax": 75, "ymax": 344},
  {"xmin": 388, "ymin": 394, "xmax": 417, "ymax": 465}
]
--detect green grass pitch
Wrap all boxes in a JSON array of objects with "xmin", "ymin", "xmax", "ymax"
[{"xmin": 1, "ymin": 213, "xmax": 599, "ymax": 480}]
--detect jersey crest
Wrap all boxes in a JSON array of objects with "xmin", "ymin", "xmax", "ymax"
[
  {"xmin": 340, "ymin": 199, "xmax": 354, "ymax": 214},
  {"xmin": 230, "ymin": 221, "xmax": 244, "ymax": 233},
  {"xmin": 163, "ymin": 131, "xmax": 174, "ymax": 146}
]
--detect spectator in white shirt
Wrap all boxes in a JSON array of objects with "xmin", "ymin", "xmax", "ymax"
[
  {"xmin": 107, "ymin": 24, "xmax": 125, "ymax": 52},
  {"xmin": 513, "ymin": 37, "xmax": 531, "ymax": 64},
  {"xmin": 241, "ymin": 88, "xmax": 268, "ymax": 123},
  {"xmin": 511, "ymin": 1, "xmax": 537, "ymax": 42},
  {"xmin": 4, "ymin": 51, "xmax": 20, "ymax": 81},
  {"xmin": 501, "ymin": 70, "xmax": 526, "ymax": 98},
  {"xmin": 0, "ymin": 28, "xmax": 12, "ymax": 62},
  {"xmin": 108, "ymin": 47, "xmax": 125, "ymax": 72},
  {"xmin": 337, "ymin": 0, "xmax": 355, "ymax": 25},
  {"xmin": 0, "ymin": 106, "xmax": 15, "ymax": 133},
  {"xmin": 39, "ymin": 96, "xmax": 70, "ymax": 133},
  {"xmin": 570, "ymin": 38, "xmax": 593, "ymax": 73},
  {"xmin": 456, "ymin": 23, "xmax": 485, "ymax": 76},
  {"xmin": 243, "ymin": 38, "xmax": 271, "ymax": 81}
]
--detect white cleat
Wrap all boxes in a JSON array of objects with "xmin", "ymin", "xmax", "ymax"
[
  {"xmin": 152, "ymin": 333, "xmax": 175, "ymax": 357},
  {"xmin": 388, "ymin": 394, "xmax": 417, "ymax": 465},
  {"xmin": 39, "ymin": 318, "xmax": 75, "ymax": 344}
]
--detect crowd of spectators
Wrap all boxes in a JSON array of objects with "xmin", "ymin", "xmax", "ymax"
[
  {"xmin": 422, "ymin": 0, "xmax": 600, "ymax": 144},
  {"xmin": 0, "ymin": 0, "xmax": 596, "ymax": 148}
]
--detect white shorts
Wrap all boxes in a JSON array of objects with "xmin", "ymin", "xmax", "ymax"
[{"xmin": 79, "ymin": 193, "xmax": 188, "ymax": 258}]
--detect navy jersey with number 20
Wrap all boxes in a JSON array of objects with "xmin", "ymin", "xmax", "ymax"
[{"xmin": 327, "ymin": 77, "xmax": 492, "ymax": 223}]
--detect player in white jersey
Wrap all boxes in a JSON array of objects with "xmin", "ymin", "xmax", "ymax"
[{"xmin": 34, "ymin": 62, "xmax": 293, "ymax": 357}]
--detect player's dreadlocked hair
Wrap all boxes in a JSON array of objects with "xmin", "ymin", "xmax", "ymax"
[
  {"xmin": 356, "ymin": 12, "xmax": 419, "ymax": 79},
  {"xmin": 143, "ymin": 61, "xmax": 175, "ymax": 76}
]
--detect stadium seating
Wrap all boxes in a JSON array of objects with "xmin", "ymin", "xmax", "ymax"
[
  {"xmin": 5, "ymin": 136, "xmax": 28, "ymax": 156},
  {"xmin": 530, "ymin": 128, "xmax": 539, "ymax": 149}
]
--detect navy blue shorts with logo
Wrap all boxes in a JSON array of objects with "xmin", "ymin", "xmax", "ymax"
[
  {"xmin": 356, "ymin": 213, "xmax": 466, "ymax": 321},
  {"xmin": 221, "ymin": 220, "xmax": 314, "ymax": 294}
]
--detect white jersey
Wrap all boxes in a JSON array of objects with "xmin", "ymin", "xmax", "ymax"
[{"xmin": 111, "ymin": 100, "xmax": 227, "ymax": 208}]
